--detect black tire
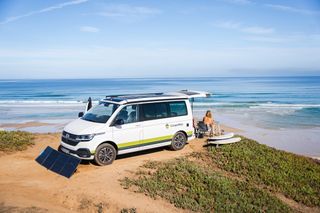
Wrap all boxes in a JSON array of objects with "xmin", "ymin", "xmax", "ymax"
[
  {"xmin": 94, "ymin": 143, "xmax": 117, "ymax": 166},
  {"xmin": 170, "ymin": 132, "xmax": 187, "ymax": 151}
]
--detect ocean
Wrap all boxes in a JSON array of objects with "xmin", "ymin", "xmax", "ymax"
[
  {"xmin": 1, "ymin": 76, "xmax": 320, "ymax": 157},
  {"xmin": 1, "ymin": 77, "xmax": 320, "ymax": 129}
]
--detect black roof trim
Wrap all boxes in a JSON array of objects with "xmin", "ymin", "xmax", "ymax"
[
  {"xmin": 122, "ymin": 98, "xmax": 188, "ymax": 105},
  {"xmin": 103, "ymin": 93, "xmax": 185, "ymax": 103}
]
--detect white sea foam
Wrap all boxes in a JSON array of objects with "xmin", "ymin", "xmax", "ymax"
[
  {"xmin": 192, "ymin": 102, "xmax": 320, "ymax": 116},
  {"xmin": 0, "ymin": 100, "xmax": 84, "ymax": 104},
  {"xmin": 193, "ymin": 102, "xmax": 320, "ymax": 108},
  {"xmin": 193, "ymin": 102, "xmax": 247, "ymax": 106},
  {"xmin": 1, "ymin": 100, "xmax": 319, "ymax": 112},
  {"xmin": 249, "ymin": 103, "xmax": 320, "ymax": 109},
  {"xmin": 0, "ymin": 80, "xmax": 18, "ymax": 83},
  {"xmin": 0, "ymin": 100, "xmax": 100, "ymax": 107}
]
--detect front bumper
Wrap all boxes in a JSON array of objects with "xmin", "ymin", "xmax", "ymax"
[{"xmin": 58, "ymin": 145, "xmax": 94, "ymax": 160}]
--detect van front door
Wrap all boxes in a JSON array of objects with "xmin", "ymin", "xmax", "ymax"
[{"xmin": 111, "ymin": 105, "xmax": 142, "ymax": 153}]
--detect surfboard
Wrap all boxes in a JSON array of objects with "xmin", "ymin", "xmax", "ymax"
[
  {"xmin": 208, "ymin": 132, "xmax": 234, "ymax": 141},
  {"xmin": 207, "ymin": 137, "xmax": 241, "ymax": 145}
]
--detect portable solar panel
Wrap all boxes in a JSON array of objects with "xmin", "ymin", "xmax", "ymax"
[{"xmin": 35, "ymin": 146, "xmax": 81, "ymax": 178}]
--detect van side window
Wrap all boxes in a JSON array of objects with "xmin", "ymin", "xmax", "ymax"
[
  {"xmin": 115, "ymin": 105, "xmax": 138, "ymax": 124},
  {"xmin": 140, "ymin": 103, "xmax": 168, "ymax": 121},
  {"xmin": 169, "ymin": 101, "xmax": 187, "ymax": 117}
]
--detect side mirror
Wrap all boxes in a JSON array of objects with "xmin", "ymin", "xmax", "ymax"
[
  {"xmin": 78, "ymin": 112, "xmax": 84, "ymax": 117},
  {"xmin": 114, "ymin": 119, "xmax": 124, "ymax": 126}
]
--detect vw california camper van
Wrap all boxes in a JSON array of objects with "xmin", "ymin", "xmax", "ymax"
[{"xmin": 59, "ymin": 91, "xmax": 209, "ymax": 165}]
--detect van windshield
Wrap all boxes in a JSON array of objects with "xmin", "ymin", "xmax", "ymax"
[{"xmin": 82, "ymin": 102, "xmax": 119, "ymax": 123}]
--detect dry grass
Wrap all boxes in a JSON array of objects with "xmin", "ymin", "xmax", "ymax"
[{"xmin": 0, "ymin": 131, "xmax": 34, "ymax": 152}]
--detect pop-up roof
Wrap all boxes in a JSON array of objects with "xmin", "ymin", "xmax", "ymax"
[{"xmin": 102, "ymin": 90, "xmax": 211, "ymax": 104}]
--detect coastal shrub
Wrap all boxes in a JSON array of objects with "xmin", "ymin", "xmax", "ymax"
[
  {"xmin": 121, "ymin": 158, "xmax": 291, "ymax": 213},
  {"xmin": 0, "ymin": 130, "xmax": 34, "ymax": 152},
  {"xmin": 208, "ymin": 136, "xmax": 320, "ymax": 207}
]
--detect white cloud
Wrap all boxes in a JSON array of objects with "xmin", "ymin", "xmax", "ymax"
[
  {"xmin": 245, "ymin": 33, "xmax": 320, "ymax": 43},
  {"xmin": 265, "ymin": 4, "xmax": 320, "ymax": 15},
  {"xmin": 97, "ymin": 4, "xmax": 162, "ymax": 18},
  {"xmin": 242, "ymin": 27, "xmax": 274, "ymax": 34},
  {"xmin": 213, "ymin": 21, "xmax": 274, "ymax": 34},
  {"xmin": 0, "ymin": 0, "xmax": 89, "ymax": 25},
  {"xmin": 80, "ymin": 26, "xmax": 100, "ymax": 33},
  {"xmin": 244, "ymin": 36, "xmax": 292, "ymax": 43}
]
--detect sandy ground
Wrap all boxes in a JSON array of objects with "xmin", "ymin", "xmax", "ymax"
[
  {"xmin": 0, "ymin": 125, "xmax": 318, "ymax": 213},
  {"xmin": 0, "ymin": 132, "xmax": 216, "ymax": 213}
]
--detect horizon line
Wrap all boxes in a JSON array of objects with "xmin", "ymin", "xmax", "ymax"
[{"xmin": 1, "ymin": 75, "xmax": 320, "ymax": 80}]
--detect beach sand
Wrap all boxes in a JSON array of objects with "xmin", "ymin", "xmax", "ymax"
[
  {"xmin": 0, "ymin": 119, "xmax": 210, "ymax": 212},
  {"xmin": 1, "ymin": 130, "xmax": 318, "ymax": 212},
  {"xmin": 0, "ymin": 133, "xmax": 208, "ymax": 213}
]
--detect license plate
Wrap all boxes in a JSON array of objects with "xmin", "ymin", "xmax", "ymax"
[{"xmin": 61, "ymin": 147, "xmax": 70, "ymax": 154}]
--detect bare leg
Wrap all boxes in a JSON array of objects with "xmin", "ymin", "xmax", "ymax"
[{"xmin": 209, "ymin": 124, "xmax": 214, "ymax": 137}]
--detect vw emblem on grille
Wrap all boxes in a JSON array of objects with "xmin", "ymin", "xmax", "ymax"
[{"xmin": 66, "ymin": 134, "xmax": 70, "ymax": 138}]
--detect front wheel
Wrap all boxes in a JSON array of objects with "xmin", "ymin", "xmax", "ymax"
[
  {"xmin": 170, "ymin": 132, "xmax": 187, "ymax": 151},
  {"xmin": 94, "ymin": 143, "xmax": 117, "ymax": 166}
]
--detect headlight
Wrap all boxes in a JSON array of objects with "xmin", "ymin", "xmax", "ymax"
[
  {"xmin": 74, "ymin": 132, "xmax": 104, "ymax": 142},
  {"xmin": 75, "ymin": 134, "xmax": 95, "ymax": 141}
]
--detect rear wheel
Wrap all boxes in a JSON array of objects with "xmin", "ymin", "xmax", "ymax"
[
  {"xmin": 94, "ymin": 143, "xmax": 116, "ymax": 166},
  {"xmin": 170, "ymin": 132, "xmax": 187, "ymax": 151}
]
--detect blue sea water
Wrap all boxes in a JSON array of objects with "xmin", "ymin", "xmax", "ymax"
[{"xmin": 0, "ymin": 77, "xmax": 320, "ymax": 129}]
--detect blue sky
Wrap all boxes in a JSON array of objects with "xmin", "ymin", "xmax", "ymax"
[{"xmin": 0, "ymin": 0, "xmax": 320, "ymax": 78}]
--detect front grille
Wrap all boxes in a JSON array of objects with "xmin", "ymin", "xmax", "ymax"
[{"xmin": 61, "ymin": 131, "xmax": 79, "ymax": 146}]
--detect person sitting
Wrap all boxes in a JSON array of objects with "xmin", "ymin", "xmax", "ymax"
[
  {"xmin": 203, "ymin": 110, "xmax": 215, "ymax": 136},
  {"xmin": 128, "ymin": 111, "xmax": 137, "ymax": 123}
]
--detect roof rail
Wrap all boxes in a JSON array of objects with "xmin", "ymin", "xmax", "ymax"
[{"xmin": 106, "ymin": 92, "xmax": 164, "ymax": 98}]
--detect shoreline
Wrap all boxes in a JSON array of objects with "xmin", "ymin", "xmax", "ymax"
[{"xmin": 1, "ymin": 119, "xmax": 319, "ymax": 160}]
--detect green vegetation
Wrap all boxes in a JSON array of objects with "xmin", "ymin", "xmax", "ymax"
[
  {"xmin": 78, "ymin": 197, "xmax": 107, "ymax": 213},
  {"xmin": 122, "ymin": 136, "xmax": 320, "ymax": 212},
  {"xmin": 120, "ymin": 207, "xmax": 137, "ymax": 213},
  {"xmin": 0, "ymin": 130, "xmax": 34, "ymax": 152},
  {"xmin": 121, "ymin": 158, "xmax": 292, "ymax": 213},
  {"xmin": 208, "ymin": 136, "xmax": 320, "ymax": 207}
]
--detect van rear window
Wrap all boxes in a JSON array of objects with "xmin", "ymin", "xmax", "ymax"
[
  {"xmin": 140, "ymin": 101, "xmax": 187, "ymax": 121},
  {"xmin": 168, "ymin": 101, "xmax": 187, "ymax": 116}
]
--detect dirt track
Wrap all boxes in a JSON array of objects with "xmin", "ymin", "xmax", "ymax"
[{"xmin": 0, "ymin": 133, "xmax": 207, "ymax": 213}]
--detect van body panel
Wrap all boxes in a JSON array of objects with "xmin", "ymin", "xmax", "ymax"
[
  {"xmin": 118, "ymin": 141, "xmax": 172, "ymax": 155},
  {"xmin": 59, "ymin": 92, "xmax": 205, "ymax": 161},
  {"xmin": 64, "ymin": 118, "xmax": 106, "ymax": 135},
  {"xmin": 112, "ymin": 122, "xmax": 143, "ymax": 150}
]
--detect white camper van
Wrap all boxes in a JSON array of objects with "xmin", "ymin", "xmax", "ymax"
[{"xmin": 59, "ymin": 91, "xmax": 209, "ymax": 165}]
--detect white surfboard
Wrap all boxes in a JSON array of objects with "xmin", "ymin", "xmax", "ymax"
[
  {"xmin": 208, "ymin": 132, "xmax": 234, "ymax": 141},
  {"xmin": 207, "ymin": 137, "xmax": 241, "ymax": 145}
]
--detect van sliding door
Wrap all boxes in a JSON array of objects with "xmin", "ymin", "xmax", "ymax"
[{"xmin": 139, "ymin": 102, "xmax": 174, "ymax": 148}]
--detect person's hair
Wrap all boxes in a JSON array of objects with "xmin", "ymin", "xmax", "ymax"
[{"xmin": 205, "ymin": 110, "xmax": 212, "ymax": 118}]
